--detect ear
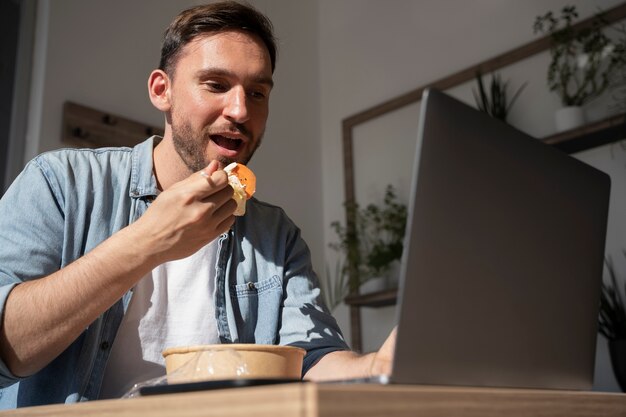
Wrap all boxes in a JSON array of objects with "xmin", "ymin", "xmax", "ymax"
[{"xmin": 148, "ymin": 69, "xmax": 172, "ymax": 112}]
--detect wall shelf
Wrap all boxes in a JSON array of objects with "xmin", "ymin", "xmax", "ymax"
[
  {"xmin": 344, "ymin": 288, "xmax": 398, "ymax": 308},
  {"xmin": 542, "ymin": 111, "xmax": 626, "ymax": 154},
  {"xmin": 62, "ymin": 101, "xmax": 164, "ymax": 149}
]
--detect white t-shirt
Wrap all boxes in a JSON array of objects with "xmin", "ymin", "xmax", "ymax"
[{"xmin": 99, "ymin": 240, "xmax": 221, "ymax": 399}]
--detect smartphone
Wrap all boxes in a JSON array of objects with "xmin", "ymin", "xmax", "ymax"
[{"xmin": 139, "ymin": 378, "xmax": 301, "ymax": 396}]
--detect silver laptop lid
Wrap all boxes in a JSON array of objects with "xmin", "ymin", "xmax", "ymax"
[{"xmin": 391, "ymin": 89, "xmax": 610, "ymax": 390}]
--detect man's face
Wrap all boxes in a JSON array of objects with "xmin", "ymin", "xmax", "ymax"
[{"xmin": 168, "ymin": 31, "xmax": 273, "ymax": 171}]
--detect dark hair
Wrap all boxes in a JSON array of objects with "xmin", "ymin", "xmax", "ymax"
[{"xmin": 159, "ymin": 1, "xmax": 277, "ymax": 76}]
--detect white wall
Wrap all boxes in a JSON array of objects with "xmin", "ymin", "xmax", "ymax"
[
  {"xmin": 25, "ymin": 0, "xmax": 324, "ymax": 271},
  {"xmin": 22, "ymin": 0, "xmax": 626, "ymax": 392},
  {"xmin": 319, "ymin": 0, "xmax": 626, "ymax": 392}
]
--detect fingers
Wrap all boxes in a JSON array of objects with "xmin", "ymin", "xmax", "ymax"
[
  {"xmin": 196, "ymin": 162, "xmax": 231, "ymax": 199},
  {"xmin": 379, "ymin": 326, "xmax": 397, "ymax": 358},
  {"xmin": 161, "ymin": 161, "xmax": 235, "ymax": 219},
  {"xmin": 205, "ymin": 160, "xmax": 220, "ymax": 175},
  {"xmin": 134, "ymin": 161, "xmax": 239, "ymax": 263},
  {"xmin": 198, "ymin": 162, "xmax": 226, "ymax": 186},
  {"xmin": 196, "ymin": 163, "xmax": 237, "ymax": 220},
  {"xmin": 215, "ymin": 212, "xmax": 237, "ymax": 235},
  {"xmin": 200, "ymin": 178, "xmax": 234, "ymax": 207},
  {"xmin": 199, "ymin": 160, "xmax": 220, "ymax": 181},
  {"xmin": 212, "ymin": 195, "xmax": 238, "ymax": 221},
  {"xmin": 201, "ymin": 186, "xmax": 237, "ymax": 221},
  {"xmin": 192, "ymin": 189, "xmax": 236, "ymax": 243}
]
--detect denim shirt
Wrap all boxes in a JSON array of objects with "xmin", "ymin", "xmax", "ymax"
[{"xmin": 0, "ymin": 137, "xmax": 348, "ymax": 409}]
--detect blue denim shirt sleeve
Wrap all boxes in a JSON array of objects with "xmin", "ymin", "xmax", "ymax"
[
  {"xmin": 0, "ymin": 158, "xmax": 66, "ymax": 386},
  {"xmin": 223, "ymin": 200, "xmax": 349, "ymax": 376},
  {"xmin": 279, "ymin": 225, "xmax": 350, "ymax": 375},
  {"xmin": 0, "ymin": 144, "xmax": 140, "ymax": 403}
]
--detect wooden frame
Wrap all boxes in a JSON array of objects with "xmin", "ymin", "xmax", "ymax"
[
  {"xmin": 342, "ymin": 3, "xmax": 626, "ymax": 352},
  {"xmin": 62, "ymin": 101, "xmax": 164, "ymax": 149}
]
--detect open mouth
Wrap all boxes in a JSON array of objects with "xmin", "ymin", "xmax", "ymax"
[{"xmin": 211, "ymin": 135, "xmax": 243, "ymax": 151}]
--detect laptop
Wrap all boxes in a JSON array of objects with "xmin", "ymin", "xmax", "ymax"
[{"xmin": 376, "ymin": 89, "xmax": 610, "ymax": 390}]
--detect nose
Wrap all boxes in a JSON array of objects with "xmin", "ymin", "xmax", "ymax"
[{"xmin": 223, "ymin": 87, "xmax": 249, "ymax": 123}]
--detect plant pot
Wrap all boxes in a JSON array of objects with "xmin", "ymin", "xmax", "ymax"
[
  {"xmin": 608, "ymin": 338, "xmax": 626, "ymax": 392},
  {"xmin": 360, "ymin": 276, "xmax": 387, "ymax": 294},
  {"xmin": 555, "ymin": 106, "xmax": 585, "ymax": 132},
  {"xmin": 384, "ymin": 261, "xmax": 401, "ymax": 289},
  {"xmin": 607, "ymin": 84, "xmax": 626, "ymax": 116}
]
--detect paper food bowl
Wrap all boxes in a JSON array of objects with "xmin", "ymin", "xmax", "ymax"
[{"xmin": 162, "ymin": 344, "xmax": 305, "ymax": 383}]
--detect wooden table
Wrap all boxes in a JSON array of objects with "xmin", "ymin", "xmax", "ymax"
[{"xmin": 4, "ymin": 382, "xmax": 626, "ymax": 417}]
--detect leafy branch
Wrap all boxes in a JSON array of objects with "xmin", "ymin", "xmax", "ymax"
[
  {"xmin": 327, "ymin": 184, "xmax": 407, "ymax": 306},
  {"xmin": 533, "ymin": 5, "xmax": 624, "ymax": 107},
  {"xmin": 473, "ymin": 71, "xmax": 527, "ymax": 122}
]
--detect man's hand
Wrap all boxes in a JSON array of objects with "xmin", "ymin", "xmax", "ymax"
[
  {"xmin": 368, "ymin": 326, "xmax": 396, "ymax": 377},
  {"xmin": 130, "ymin": 160, "xmax": 237, "ymax": 263},
  {"xmin": 304, "ymin": 327, "xmax": 397, "ymax": 381}
]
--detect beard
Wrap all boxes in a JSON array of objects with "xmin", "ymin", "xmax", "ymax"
[{"xmin": 171, "ymin": 117, "xmax": 262, "ymax": 173}]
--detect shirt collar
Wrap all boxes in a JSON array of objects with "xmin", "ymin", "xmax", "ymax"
[{"xmin": 129, "ymin": 136, "xmax": 161, "ymax": 199}]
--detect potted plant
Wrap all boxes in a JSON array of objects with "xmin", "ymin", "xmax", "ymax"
[
  {"xmin": 598, "ymin": 256, "xmax": 626, "ymax": 392},
  {"xmin": 326, "ymin": 184, "xmax": 407, "ymax": 304},
  {"xmin": 608, "ymin": 23, "xmax": 626, "ymax": 116},
  {"xmin": 472, "ymin": 71, "xmax": 527, "ymax": 123},
  {"xmin": 533, "ymin": 5, "xmax": 624, "ymax": 131}
]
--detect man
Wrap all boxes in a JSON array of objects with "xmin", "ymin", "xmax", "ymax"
[{"xmin": 0, "ymin": 1, "xmax": 393, "ymax": 408}]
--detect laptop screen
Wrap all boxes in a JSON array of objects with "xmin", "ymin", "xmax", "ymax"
[{"xmin": 391, "ymin": 89, "xmax": 610, "ymax": 390}]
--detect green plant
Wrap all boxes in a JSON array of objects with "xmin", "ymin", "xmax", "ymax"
[
  {"xmin": 608, "ymin": 22, "xmax": 626, "ymax": 114},
  {"xmin": 533, "ymin": 5, "xmax": 625, "ymax": 107},
  {"xmin": 599, "ymin": 256, "xmax": 626, "ymax": 340},
  {"xmin": 472, "ymin": 71, "xmax": 527, "ymax": 122},
  {"xmin": 358, "ymin": 185, "xmax": 407, "ymax": 277},
  {"xmin": 329, "ymin": 184, "xmax": 408, "ymax": 297}
]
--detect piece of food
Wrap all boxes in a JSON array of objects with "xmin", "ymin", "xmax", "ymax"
[{"xmin": 224, "ymin": 162, "xmax": 256, "ymax": 216}]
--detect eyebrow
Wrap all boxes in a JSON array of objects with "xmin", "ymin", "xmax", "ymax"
[{"xmin": 195, "ymin": 68, "xmax": 274, "ymax": 89}]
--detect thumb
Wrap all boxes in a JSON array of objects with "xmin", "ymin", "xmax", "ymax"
[
  {"xmin": 369, "ymin": 326, "xmax": 397, "ymax": 377},
  {"xmin": 378, "ymin": 326, "xmax": 397, "ymax": 361},
  {"xmin": 200, "ymin": 160, "xmax": 220, "ymax": 177}
]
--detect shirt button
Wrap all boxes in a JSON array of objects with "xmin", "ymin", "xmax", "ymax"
[
  {"xmin": 247, "ymin": 282, "xmax": 256, "ymax": 290},
  {"xmin": 100, "ymin": 341, "xmax": 110, "ymax": 350}
]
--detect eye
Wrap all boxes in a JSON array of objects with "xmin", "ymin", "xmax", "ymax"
[
  {"xmin": 204, "ymin": 81, "xmax": 228, "ymax": 93},
  {"xmin": 247, "ymin": 85, "xmax": 271, "ymax": 101},
  {"xmin": 248, "ymin": 90, "xmax": 267, "ymax": 100}
]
